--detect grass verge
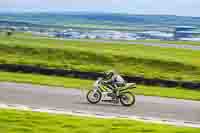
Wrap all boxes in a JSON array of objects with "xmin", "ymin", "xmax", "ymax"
[
  {"xmin": 0, "ymin": 71, "xmax": 200, "ymax": 101},
  {"xmin": 0, "ymin": 109, "xmax": 199, "ymax": 133},
  {"xmin": 0, "ymin": 33, "xmax": 200, "ymax": 82}
]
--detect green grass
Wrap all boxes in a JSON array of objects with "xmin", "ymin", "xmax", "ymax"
[
  {"xmin": 0, "ymin": 33, "xmax": 200, "ymax": 82},
  {"xmin": 0, "ymin": 71, "xmax": 93, "ymax": 89},
  {"xmin": 0, "ymin": 109, "xmax": 199, "ymax": 133},
  {"xmin": 1, "ymin": 71, "xmax": 200, "ymax": 101}
]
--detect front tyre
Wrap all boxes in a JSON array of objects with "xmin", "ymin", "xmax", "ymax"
[
  {"xmin": 87, "ymin": 90, "xmax": 102, "ymax": 104},
  {"xmin": 120, "ymin": 92, "xmax": 135, "ymax": 107}
]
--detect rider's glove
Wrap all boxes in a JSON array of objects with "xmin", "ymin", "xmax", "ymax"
[{"xmin": 102, "ymin": 81, "xmax": 107, "ymax": 85}]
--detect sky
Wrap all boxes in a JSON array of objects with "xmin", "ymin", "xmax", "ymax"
[{"xmin": 0, "ymin": 0, "xmax": 200, "ymax": 17}]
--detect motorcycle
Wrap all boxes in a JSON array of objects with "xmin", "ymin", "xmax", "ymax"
[{"xmin": 86, "ymin": 78, "xmax": 136, "ymax": 106}]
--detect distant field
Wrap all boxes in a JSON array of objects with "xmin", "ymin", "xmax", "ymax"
[
  {"xmin": 0, "ymin": 33, "xmax": 200, "ymax": 82},
  {"xmin": 0, "ymin": 109, "xmax": 199, "ymax": 133},
  {"xmin": 1, "ymin": 71, "xmax": 200, "ymax": 100}
]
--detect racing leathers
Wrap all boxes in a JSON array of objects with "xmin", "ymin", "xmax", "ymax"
[{"xmin": 102, "ymin": 73, "xmax": 126, "ymax": 97}]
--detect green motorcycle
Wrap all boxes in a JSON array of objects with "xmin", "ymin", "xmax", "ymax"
[{"xmin": 87, "ymin": 78, "xmax": 136, "ymax": 107}]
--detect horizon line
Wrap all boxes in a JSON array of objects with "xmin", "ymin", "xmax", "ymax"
[{"xmin": 0, "ymin": 10, "xmax": 200, "ymax": 18}]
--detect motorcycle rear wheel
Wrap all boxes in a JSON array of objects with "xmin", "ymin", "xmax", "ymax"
[{"xmin": 119, "ymin": 92, "xmax": 135, "ymax": 107}]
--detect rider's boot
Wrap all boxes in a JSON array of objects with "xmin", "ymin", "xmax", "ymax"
[{"xmin": 112, "ymin": 88, "xmax": 119, "ymax": 104}]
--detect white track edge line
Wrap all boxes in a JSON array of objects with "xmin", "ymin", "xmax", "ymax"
[{"xmin": 0, "ymin": 103, "xmax": 199, "ymax": 128}]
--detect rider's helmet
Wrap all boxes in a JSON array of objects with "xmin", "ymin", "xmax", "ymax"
[{"xmin": 104, "ymin": 70, "xmax": 115, "ymax": 80}]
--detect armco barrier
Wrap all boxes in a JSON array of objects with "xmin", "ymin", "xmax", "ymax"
[{"xmin": 0, "ymin": 64, "xmax": 199, "ymax": 90}]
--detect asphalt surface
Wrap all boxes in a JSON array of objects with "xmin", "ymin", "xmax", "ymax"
[
  {"xmin": 65, "ymin": 39, "xmax": 200, "ymax": 51},
  {"xmin": 34, "ymin": 36, "xmax": 200, "ymax": 51},
  {"xmin": 0, "ymin": 82, "xmax": 200, "ymax": 124},
  {"xmin": 124, "ymin": 41, "xmax": 200, "ymax": 51}
]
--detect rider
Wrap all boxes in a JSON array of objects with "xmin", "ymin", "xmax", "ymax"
[{"xmin": 102, "ymin": 70, "xmax": 126, "ymax": 97}]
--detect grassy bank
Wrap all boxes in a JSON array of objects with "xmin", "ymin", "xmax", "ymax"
[
  {"xmin": 1, "ymin": 71, "xmax": 200, "ymax": 101},
  {"xmin": 0, "ymin": 34, "xmax": 200, "ymax": 82},
  {"xmin": 0, "ymin": 109, "xmax": 199, "ymax": 133}
]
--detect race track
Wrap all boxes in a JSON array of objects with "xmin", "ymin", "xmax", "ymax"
[
  {"xmin": 66, "ymin": 39, "xmax": 200, "ymax": 51},
  {"xmin": 15, "ymin": 35, "xmax": 200, "ymax": 50},
  {"xmin": 42, "ymin": 37, "xmax": 200, "ymax": 51},
  {"xmin": 0, "ymin": 82, "xmax": 200, "ymax": 126}
]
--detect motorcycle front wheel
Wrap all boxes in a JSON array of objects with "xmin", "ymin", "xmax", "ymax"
[
  {"xmin": 119, "ymin": 92, "xmax": 135, "ymax": 107},
  {"xmin": 87, "ymin": 90, "xmax": 102, "ymax": 104}
]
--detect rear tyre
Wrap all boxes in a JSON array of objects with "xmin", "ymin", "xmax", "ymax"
[
  {"xmin": 119, "ymin": 92, "xmax": 135, "ymax": 107},
  {"xmin": 87, "ymin": 90, "xmax": 102, "ymax": 104}
]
